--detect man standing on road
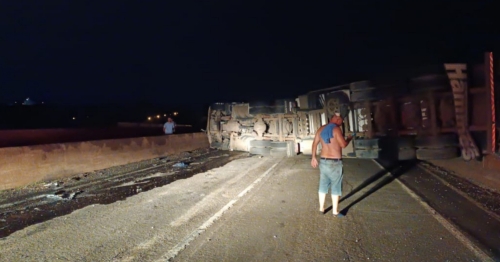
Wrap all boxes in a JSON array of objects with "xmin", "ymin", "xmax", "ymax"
[
  {"xmin": 163, "ymin": 117, "xmax": 176, "ymax": 135},
  {"xmin": 311, "ymin": 113, "xmax": 353, "ymax": 217}
]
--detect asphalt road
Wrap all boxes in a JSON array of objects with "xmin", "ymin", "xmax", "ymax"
[{"xmin": 0, "ymin": 154, "xmax": 494, "ymax": 261}]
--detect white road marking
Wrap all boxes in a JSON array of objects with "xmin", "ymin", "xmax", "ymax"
[
  {"xmin": 371, "ymin": 159, "xmax": 494, "ymax": 262},
  {"xmin": 155, "ymin": 160, "xmax": 281, "ymax": 262}
]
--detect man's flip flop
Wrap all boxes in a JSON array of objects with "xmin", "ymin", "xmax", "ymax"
[{"xmin": 332, "ymin": 213, "xmax": 345, "ymax": 218}]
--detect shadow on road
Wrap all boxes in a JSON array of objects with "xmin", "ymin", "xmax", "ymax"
[
  {"xmin": 339, "ymin": 160, "xmax": 417, "ymax": 216},
  {"xmin": 340, "ymin": 168, "xmax": 388, "ymax": 204}
]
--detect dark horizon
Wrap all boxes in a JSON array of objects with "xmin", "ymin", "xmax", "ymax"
[{"xmin": 1, "ymin": 2, "xmax": 499, "ymax": 108}]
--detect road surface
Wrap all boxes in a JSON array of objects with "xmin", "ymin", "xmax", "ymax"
[{"xmin": 0, "ymin": 153, "xmax": 494, "ymax": 261}]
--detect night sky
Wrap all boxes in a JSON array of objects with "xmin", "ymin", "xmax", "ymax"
[{"xmin": 1, "ymin": 1, "xmax": 498, "ymax": 107}]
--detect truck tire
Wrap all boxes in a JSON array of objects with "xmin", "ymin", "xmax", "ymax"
[
  {"xmin": 398, "ymin": 148, "xmax": 416, "ymax": 160},
  {"xmin": 270, "ymin": 147, "xmax": 287, "ymax": 157},
  {"xmin": 270, "ymin": 141, "xmax": 287, "ymax": 148},
  {"xmin": 416, "ymin": 147, "xmax": 459, "ymax": 160},
  {"xmin": 250, "ymin": 147, "xmax": 271, "ymax": 156},
  {"xmin": 409, "ymin": 74, "xmax": 450, "ymax": 93},
  {"xmin": 250, "ymin": 140, "xmax": 272, "ymax": 147},
  {"xmin": 415, "ymin": 134, "xmax": 458, "ymax": 149}
]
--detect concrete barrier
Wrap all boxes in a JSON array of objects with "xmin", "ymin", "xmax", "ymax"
[
  {"xmin": 0, "ymin": 132, "xmax": 209, "ymax": 190},
  {"xmin": 0, "ymin": 126, "xmax": 194, "ymax": 148}
]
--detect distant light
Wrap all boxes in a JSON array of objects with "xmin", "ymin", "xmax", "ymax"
[
  {"xmin": 72, "ymin": 117, "xmax": 76, "ymax": 120},
  {"xmin": 148, "ymin": 116, "xmax": 152, "ymax": 121},
  {"xmin": 164, "ymin": 114, "xmax": 167, "ymax": 117},
  {"xmin": 173, "ymin": 112, "xmax": 178, "ymax": 116},
  {"xmin": 156, "ymin": 115, "xmax": 160, "ymax": 119}
]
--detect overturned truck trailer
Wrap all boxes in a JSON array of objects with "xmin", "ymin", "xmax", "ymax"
[
  {"xmin": 207, "ymin": 52, "xmax": 497, "ymax": 162},
  {"xmin": 207, "ymin": 87, "xmax": 352, "ymax": 157}
]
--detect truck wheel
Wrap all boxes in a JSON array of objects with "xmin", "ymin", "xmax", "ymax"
[
  {"xmin": 250, "ymin": 147, "xmax": 271, "ymax": 156},
  {"xmin": 409, "ymin": 74, "xmax": 450, "ymax": 93},
  {"xmin": 270, "ymin": 147, "xmax": 287, "ymax": 157},
  {"xmin": 250, "ymin": 140, "xmax": 272, "ymax": 147},
  {"xmin": 270, "ymin": 141, "xmax": 287, "ymax": 148},
  {"xmin": 416, "ymin": 147, "xmax": 459, "ymax": 160},
  {"xmin": 415, "ymin": 134, "xmax": 458, "ymax": 148},
  {"xmin": 398, "ymin": 148, "xmax": 416, "ymax": 160}
]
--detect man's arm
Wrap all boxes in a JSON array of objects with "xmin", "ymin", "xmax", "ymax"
[
  {"xmin": 334, "ymin": 127, "xmax": 352, "ymax": 148},
  {"xmin": 311, "ymin": 130, "xmax": 321, "ymax": 168}
]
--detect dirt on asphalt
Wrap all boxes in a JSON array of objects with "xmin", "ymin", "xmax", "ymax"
[
  {"xmin": 0, "ymin": 148, "xmax": 249, "ymax": 239},
  {"xmin": 418, "ymin": 161, "xmax": 500, "ymax": 220}
]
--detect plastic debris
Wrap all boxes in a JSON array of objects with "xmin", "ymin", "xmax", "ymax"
[
  {"xmin": 44, "ymin": 182, "xmax": 61, "ymax": 188},
  {"xmin": 46, "ymin": 190, "xmax": 81, "ymax": 201},
  {"xmin": 46, "ymin": 194, "xmax": 64, "ymax": 200},
  {"xmin": 173, "ymin": 162, "xmax": 188, "ymax": 168}
]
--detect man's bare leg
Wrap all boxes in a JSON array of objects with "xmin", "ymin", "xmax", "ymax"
[
  {"xmin": 318, "ymin": 193, "xmax": 326, "ymax": 212},
  {"xmin": 331, "ymin": 195, "xmax": 340, "ymax": 214}
]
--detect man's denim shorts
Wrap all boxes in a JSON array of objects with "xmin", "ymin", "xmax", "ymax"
[{"xmin": 318, "ymin": 159, "xmax": 343, "ymax": 195}]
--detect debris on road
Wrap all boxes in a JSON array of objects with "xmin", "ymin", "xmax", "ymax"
[
  {"xmin": 0, "ymin": 149, "xmax": 246, "ymax": 239},
  {"xmin": 173, "ymin": 162, "xmax": 188, "ymax": 168},
  {"xmin": 46, "ymin": 190, "xmax": 82, "ymax": 201},
  {"xmin": 44, "ymin": 182, "xmax": 62, "ymax": 188}
]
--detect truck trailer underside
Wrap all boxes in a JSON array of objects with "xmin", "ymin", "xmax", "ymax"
[{"xmin": 207, "ymin": 55, "xmax": 497, "ymax": 163}]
